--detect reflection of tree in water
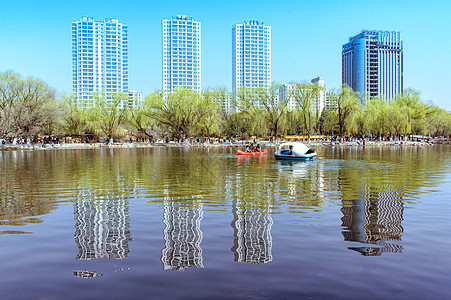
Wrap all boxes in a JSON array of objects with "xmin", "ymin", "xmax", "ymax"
[
  {"xmin": 144, "ymin": 147, "xmax": 231, "ymax": 204},
  {"xmin": 331, "ymin": 145, "xmax": 450, "ymax": 202},
  {"xmin": 74, "ymin": 191, "xmax": 132, "ymax": 260},
  {"xmin": 0, "ymin": 151, "xmax": 62, "ymax": 229},
  {"xmin": 161, "ymin": 198, "xmax": 204, "ymax": 270},
  {"xmin": 341, "ymin": 187, "xmax": 404, "ymax": 256},
  {"xmin": 0, "ymin": 149, "xmax": 144, "ymax": 233},
  {"xmin": 0, "ymin": 188, "xmax": 53, "ymax": 227}
]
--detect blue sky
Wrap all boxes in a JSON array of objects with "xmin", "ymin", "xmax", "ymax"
[{"xmin": 0, "ymin": 0, "xmax": 450, "ymax": 110}]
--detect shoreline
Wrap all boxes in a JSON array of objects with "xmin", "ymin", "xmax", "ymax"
[{"xmin": 0, "ymin": 140, "xmax": 442, "ymax": 151}]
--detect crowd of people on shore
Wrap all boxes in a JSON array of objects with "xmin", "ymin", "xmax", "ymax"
[
  {"xmin": 1, "ymin": 136, "xmax": 61, "ymax": 145},
  {"xmin": 1, "ymin": 134, "xmax": 448, "ymax": 148}
]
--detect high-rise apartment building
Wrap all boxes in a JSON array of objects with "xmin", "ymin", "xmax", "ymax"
[
  {"xmin": 279, "ymin": 77, "xmax": 327, "ymax": 114},
  {"xmin": 203, "ymin": 89, "xmax": 232, "ymax": 113},
  {"xmin": 232, "ymin": 20, "xmax": 271, "ymax": 92},
  {"xmin": 127, "ymin": 90, "xmax": 143, "ymax": 108},
  {"xmin": 342, "ymin": 30, "xmax": 403, "ymax": 101},
  {"xmin": 162, "ymin": 15, "xmax": 201, "ymax": 93},
  {"xmin": 310, "ymin": 76, "xmax": 327, "ymax": 113},
  {"xmin": 325, "ymin": 91, "xmax": 338, "ymax": 111},
  {"xmin": 72, "ymin": 17, "xmax": 129, "ymax": 107}
]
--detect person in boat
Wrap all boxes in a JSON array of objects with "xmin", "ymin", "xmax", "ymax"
[
  {"xmin": 281, "ymin": 145, "xmax": 294, "ymax": 155},
  {"xmin": 255, "ymin": 144, "xmax": 261, "ymax": 152},
  {"xmin": 245, "ymin": 145, "xmax": 251, "ymax": 152}
]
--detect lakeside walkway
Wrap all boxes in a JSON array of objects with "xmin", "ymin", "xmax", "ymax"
[{"xmin": 0, "ymin": 139, "xmax": 443, "ymax": 151}]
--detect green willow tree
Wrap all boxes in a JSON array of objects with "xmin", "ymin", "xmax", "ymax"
[
  {"xmin": 145, "ymin": 88, "xmax": 214, "ymax": 139},
  {"xmin": 0, "ymin": 70, "xmax": 59, "ymax": 138},
  {"xmin": 318, "ymin": 109, "xmax": 338, "ymax": 136},
  {"xmin": 288, "ymin": 82, "xmax": 321, "ymax": 141},
  {"xmin": 425, "ymin": 107, "xmax": 451, "ymax": 136},
  {"xmin": 394, "ymin": 89, "xmax": 433, "ymax": 135},
  {"xmin": 362, "ymin": 90, "xmax": 451, "ymax": 137},
  {"xmin": 220, "ymin": 110, "xmax": 239, "ymax": 138},
  {"xmin": 334, "ymin": 85, "xmax": 362, "ymax": 137},
  {"xmin": 60, "ymin": 93, "xmax": 90, "ymax": 137},
  {"xmin": 128, "ymin": 107, "xmax": 158, "ymax": 138},
  {"xmin": 364, "ymin": 97, "xmax": 390, "ymax": 136},
  {"xmin": 88, "ymin": 91, "xmax": 129, "ymax": 139},
  {"xmin": 385, "ymin": 101, "xmax": 411, "ymax": 136},
  {"xmin": 197, "ymin": 89, "xmax": 224, "ymax": 137},
  {"xmin": 235, "ymin": 84, "xmax": 288, "ymax": 139},
  {"xmin": 285, "ymin": 110, "xmax": 304, "ymax": 136},
  {"xmin": 361, "ymin": 88, "xmax": 446, "ymax": 137},
  {"xmin": 221, "ymin": 111, "xmax": 253, "ymax": 138},
  {"xmin": 15, "ymin": 75, "xmax": 59, "ymax": 137},
  {"xmin": 0, "ymin": 71, "xmax": 22, "ymax": 138}
]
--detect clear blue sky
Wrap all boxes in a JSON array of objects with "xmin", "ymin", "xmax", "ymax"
[{"xmin": 0, "ymin": 0, "xmax": 450, "ymax": 110}]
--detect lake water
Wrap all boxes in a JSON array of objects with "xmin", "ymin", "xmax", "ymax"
[{"xmin": 1, "ymin": 145, "xmax": 450, "ymax": 299}]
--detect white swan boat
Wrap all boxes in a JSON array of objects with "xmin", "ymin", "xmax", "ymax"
[{"xmin": 274, "ymin": 142, "xmax": 317, "ymax": 160}]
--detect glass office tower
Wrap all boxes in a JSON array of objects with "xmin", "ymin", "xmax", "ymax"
[{"xmin": 342, "ymin": 30, "xmax": 403, "ymax": 101}]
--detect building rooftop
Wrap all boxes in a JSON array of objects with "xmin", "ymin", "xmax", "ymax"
[
  {"xmin": 244, "ymin": 20, "xmax": 266, "ymax": 26},
  {"xmin": 75, "ymin": 16, "xmax": 122, "ymax": 24},
  {"xmin": 175, "ymin": 15, "xmax": 191, "ymax": 21},
  {"xmin": 348, "ymin": 30, "xmax": 400, "ymax": 42}
]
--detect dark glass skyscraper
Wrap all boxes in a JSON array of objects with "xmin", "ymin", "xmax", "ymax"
[{"xmin": 342, "ymin": 30, "xmax": 403, "ymax": 101}]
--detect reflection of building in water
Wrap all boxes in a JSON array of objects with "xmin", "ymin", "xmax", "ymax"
[
  {"xmin": 161, "ymin": 199, "xmax": 204, "ymax": 271},
  {"xmin": 231, "ymin": 200, "xmax": 273, "ymax": 264},
  {"xmin": 73, "ymin": 270, "xmax": 103, "ymax": 279},
  {"xmin": 74, "ymin": 192, "xmax": 132, "ymax": 260},
  {"xmin": 278, "ymin": 161, "xmax": 328, "ymax": 205},
  {"xmin": 341, "ymin": 188, "xmax": 404, "ymax": 256}
]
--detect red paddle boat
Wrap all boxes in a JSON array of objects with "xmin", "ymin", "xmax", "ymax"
[{"xmin": 237, "ymin": 149, "xmax": 268, "ymax": 156}]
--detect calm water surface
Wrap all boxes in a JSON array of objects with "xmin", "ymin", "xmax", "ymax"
[{"xmin": 1, "ymin": 145, "xmax": 450, "ymax": 299}]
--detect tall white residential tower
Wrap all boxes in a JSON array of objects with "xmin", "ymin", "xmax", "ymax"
[
  {"xmin": 162, "ymin": 15, "xmax": 201, "ymax": 93},
  {"xmin": 72, "ymin": 17, "xmax": 129, "ymax": 107},
  {"xmin": 232, "ymin": 21, "xmax": 271, "ymax": 92}
]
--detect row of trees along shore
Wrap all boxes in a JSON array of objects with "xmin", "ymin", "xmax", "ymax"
[{"xmin": 1, "ymin": 70, "xmax": 450, "ymax": 142}]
